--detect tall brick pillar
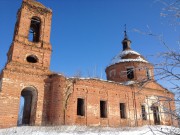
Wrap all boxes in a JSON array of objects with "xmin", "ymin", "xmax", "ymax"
[{"xmin": 0, "ymin": 0, "xmax": 52, "ymax": 128}]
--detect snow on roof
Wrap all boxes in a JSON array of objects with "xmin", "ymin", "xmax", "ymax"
[
  {"xmin": 68, "ymin": 77, "xmax": 121, "ymax": 84},
  {"xmin": 68, "ymin": 77, "xmax": 137, "ymax": 86},
  {"xmin": 111, "ymin": 56, "xmax": 148, "ymax": 64},
  {"xmin": 123, "ymin": 81, "xmax": 136, "ymax": 85},
  {"xmin": 120, "ymin": 50, "xmax": 140, "ymax": 57},
  {"xmin": 108, "ymin": 50, "xmax": 148, "ymax": 66}
]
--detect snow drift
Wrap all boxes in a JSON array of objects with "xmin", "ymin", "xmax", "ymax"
[{"xmin": 0, "ymin": 125, "xmax": 179, "ymax": 135}]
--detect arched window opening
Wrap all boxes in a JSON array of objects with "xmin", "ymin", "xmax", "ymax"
[
  {"xmin": 28, "ymin": 17, "xmax": 40, "ymax": 42},
  {"xmin": 123, "ymin": 42, "xmax": 128, "ymax": 51},
  {"xmin": 127, "ymin": 68, "xmax": 134, "ymax": 79},
  {"xmin": 109, "ymin": 69, "xmax": 116, "ymax": 78},
  {"xmin": 17, "ymin": 87, "xmax": 37, "ymax": 126},
  {"xmin": 146, "ymin": 68, "xmax": 151, "ymax": 80},
  {"xmin": 26, "ymin": 55, "xmax": 38, "ymax": 63},
  {"xmin": 141, "ymin": 105, "xmax": 147, "ymax": 120}
]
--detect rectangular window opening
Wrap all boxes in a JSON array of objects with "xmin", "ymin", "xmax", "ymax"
[
  {"xmin": 100, "ymin": 100, "xmax": 107, "ymax": 118},
  {"xmin": 127, "ymin": 68, "xmax": 134, "ymax": 79},
  {"xmin": 120, "ymin": 103, "xmax": 126, "ymax": 119},
  {"xmin": 146, "ymin": 68, "xmax": 151, "ymax": 80},
  {"xmin": 77, "ymin": 98, "xmax": 85, "ymax": 116},
  {"xmin": 141, "ymin": 105, "xmax": 147, "ymax": 120}
]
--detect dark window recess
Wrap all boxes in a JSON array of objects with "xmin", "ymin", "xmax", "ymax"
[
  {"xmin": 127, "ymin": 68, "xmax": 134, "ymax": 79},
  {"xmin": 120, "ymin": 103, "xmax": 126, "ymax": 119},
  {"xmin": 100, "ymin": 101, "xmax": 107, "ymax": 118},
  {"xmin": 123, "ymin": 43, "xmax": 128, "ymax": 50},
  {"xmin": 146, "ymin": 68, "xmax": 151, "ymax": 80},
  {"xmin": 77, "ymin": 98, "xmax": 85, "ymax": 116},
  {"xmin": 151, "ymin": 106, "xmax": 160, "ymax": 125},
  {"xmin": 28, "ymin": 17, "xmax": 40, "ymax": 42},
  {"xmin": 26, "ymin": 55, "xmax": 38, "ymax": 63},
  {"xmin": 141, "ymin": 105, "xmax": 147, "ymax": 120}
]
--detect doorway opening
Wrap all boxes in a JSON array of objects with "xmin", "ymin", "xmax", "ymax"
[
  {"xmin": 151, "ymin": 105, "xmax": 160, "ymax": 125},
  {"xmin": 17, "ymin": 87, "xmax": 37, "ymax": 126}
]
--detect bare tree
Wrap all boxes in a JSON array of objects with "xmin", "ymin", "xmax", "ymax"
[
  {"xmin": 132, "ymin": 0, "xmax": 180, "ymax": 130},
  {"xmin": 158, "ymin": 0, "xmax": 180, "ymax": 25},
  {"xmin": 73, "ymin": 69, "xmax": 83, "ymax": 78}
]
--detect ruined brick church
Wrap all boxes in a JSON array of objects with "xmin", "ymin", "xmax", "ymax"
[{"xmin": 0, "ymin": 0, "xmax": 178, "ymax": 128}]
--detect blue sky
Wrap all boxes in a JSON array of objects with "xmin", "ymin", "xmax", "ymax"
[{"xmin": 0, "ymin": 0, "xmax": 179, "ymax": 88}]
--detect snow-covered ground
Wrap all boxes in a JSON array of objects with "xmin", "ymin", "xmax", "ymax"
[{"xmin": 0, "ymin": 125, "xmax": 179, "ymax": 135}]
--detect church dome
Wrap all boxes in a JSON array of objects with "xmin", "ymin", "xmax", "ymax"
[
  {"xmin": 109, "ymin": 49, "xmax": 148, "ymax": 67},
  {"xmin": 109, "ymin": 30, "xmax": 148, "ymax": 67},
  {"xmin": 105, "ymin": 30, "xmax": 154, "ymax": 83}
]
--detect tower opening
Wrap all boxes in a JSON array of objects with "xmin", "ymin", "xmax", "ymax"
[
  {"xmin": 17, "ymin": 87, "xmax": 37, "ymax": 126},
  {"xmin": 28, "ymin": 17, "xmax": 41, "ymax": 42},
  {"xmin": 123, "ymin": 42, "xmax": 128, "ymax": 50},
  {"xmin": 26, "ymin": 55, "xmax": 38, "ymax": 63}
]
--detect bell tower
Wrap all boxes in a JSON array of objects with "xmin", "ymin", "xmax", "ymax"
[
  {"xmin": 0, "ymin": 0, "xmax": 53, "ymax": 128},
  {"xmin": 6, "ymin": 0, "xmax": 52, "ymax": 75}
]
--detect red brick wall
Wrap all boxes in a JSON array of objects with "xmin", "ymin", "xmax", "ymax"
[
  {"xmin": 47, "ymin": 74, "xmax": 67, "ymax": 125},
  {"xmin": 0, "ymin": 70, "xmax": 48, "ymax": 128},
  {"xmin": 62, "ymin": 78, "xmax": 177, "ymax": 127},
  {"xmin": 0, "ymin": 74, "xmax": 177, "ymax": 128}
]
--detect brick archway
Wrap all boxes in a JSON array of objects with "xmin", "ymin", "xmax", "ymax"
[{"xmin": 18, "ymin": 87, "xmax": 38, "ymax": 126}]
